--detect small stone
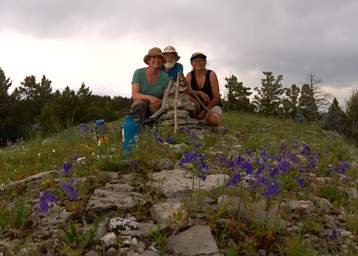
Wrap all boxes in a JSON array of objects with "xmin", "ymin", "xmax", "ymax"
[
  {"xmin": 141, "ymin": 250, "xmax": 159, "ymax": 256},
  {"xmin": 312, "ymin": 197, "xmax": 332, "ymax": 212},
  {"xmin": 156, "ymin": 158, "xmax": 175, "ymax": 170},
  {"xmin": 94, "ymin": 217, "xmax": 109, "ymax": 242},
  {"xmin": 100, "ymin": 232, "xmax": 117, "ymax": 249},
  {"xmin": 138, "ymin": 222, "xmax": 156, "ymax": 237},
  {"xmin": 150, "ymin": 200, "xmax": 187, "ymax": 229},
  {"xmin": 85, "ymin": 250, "xmax": 99, "ymax": 256},
  {"xmin": 166, "ymin": 225, "xmax": 219, "ymax": 255},
  {"xmin": 217, "ymin": 195, "xmax": 247, "ymax": 218},
  {"xmin": 346, "ymin": 188, "xmax": 358, "ymax": 199},
  {"xmin": 283, "ymin": 200, "xmax": 314, "ymax": 215},
  {"xmin": 106, "ymin": 247, "xmax": 117, "ymax": 256}
]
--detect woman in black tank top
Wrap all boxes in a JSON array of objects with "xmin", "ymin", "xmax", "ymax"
[{"xmin": 185, "ymin": 52, "xmax": 223, "ymax": 126}]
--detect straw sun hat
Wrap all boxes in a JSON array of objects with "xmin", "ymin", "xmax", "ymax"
[{"xmin": 143, "ymin": 47, "xmax": 166, "ymax": 64}]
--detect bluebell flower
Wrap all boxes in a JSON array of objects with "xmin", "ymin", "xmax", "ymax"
[
  {"xmin": 39, "ymin": 190, "xmax": 56, "ymax": 213},
  {"xmin": 63, "ymin": 162, "xmax": 73, "ymax": 174},
  {"xmin": 301, "ymin": 143, "xmax": 311, "ymax": 155},
  {"xmin": 241, "ymin": 161, "xmax": 253, "ymax": 175},
  {"xmin": 296, "ymin": 177, "xmax": 305, "ymax": 187},
  {"xmin": 263, "ymin": 180, "xmax": 280, "ymax": 197},
  {"xmin": 227, "ymin": 172, "xmax": 241, "ymax": 186},
  {"xmin": 269, "ymin": 167, "xmax": 279, "ymax": 177},
  {"xmin": 62, "ymin": 176, "xmax": 79, "ymax": 201},
  {"xmin": 279, "ymin": 159, "xmax": 290, "ymax": 172}
]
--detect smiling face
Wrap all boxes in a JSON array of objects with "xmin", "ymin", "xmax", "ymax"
[
  {"xmin": 164, "ymin": 53, "xmax": 178, "ymax": 69},
  {"xmin": 148, "ymin": 56, "xmax": 163, "ymax": 69},
  {"xmin": 191, "ymin": 57, "xmax": 206, "ymax": 71}
]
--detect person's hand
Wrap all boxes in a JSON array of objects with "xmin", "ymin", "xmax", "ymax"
[
  {"xmin": 148, "ymin": 96, "xmax": 161, "ymax": 110},
  {"xmin": 197, "ymin": 91, "xmax": 210, "ymax": 104},
  {"xmin": 197, "ymin": 110, "xmax": 207, "ymax": 120}
]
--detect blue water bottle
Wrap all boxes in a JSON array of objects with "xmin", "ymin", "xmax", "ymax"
[{"xmin": 122, "ymin": 115, "xmax": 139, "ymax": 153}]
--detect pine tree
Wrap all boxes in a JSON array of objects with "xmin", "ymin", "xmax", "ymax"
[
  {"xmin": 282, "ymin": 84, "xmax": 300, "ymax": 118},
  {"xmin": 346, "ymin": 90, "xmax": 358, "ymax": 143},
  {"xmin": 298, "ymin": 84, "xmax": 319, "ymax": 121},
  {"xmin": 326, "ymin": 97, "xmax": 346, "ymax": 133},
  {"xmin": 224, "ymin": 74, "xmax": 253, "ymax": 111},
  {"xmin": 0, "ymin": 67, "xmax": 12, "ymax": 98},
  {"xmin": 253, "ymin": 72, "xmax": 284, "ymax": 116}
]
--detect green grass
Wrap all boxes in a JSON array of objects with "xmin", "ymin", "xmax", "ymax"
[{"xmin": 0, "ymin": 112, "xmax": 357, "ymax": 255}]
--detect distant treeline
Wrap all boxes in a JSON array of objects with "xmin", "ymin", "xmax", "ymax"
[
  {"xmin": 0, "ymin": 67, "xmax": 131, "ymax": 145},
  {"xmin": 222, "ymin": 72, "xmax": 358, "ymax": 146},
  {"xmin": 1, "ymin": 68, "xmax": 357, "ymax": 146}
]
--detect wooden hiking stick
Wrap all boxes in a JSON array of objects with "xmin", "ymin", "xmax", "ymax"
[
  {"xmin": 149, "ymin": 80, "xmax": 174, "ymax": 119},
  {"xmin": 174, "ymin": 73, "xmax": 180, "ymax": 136}
]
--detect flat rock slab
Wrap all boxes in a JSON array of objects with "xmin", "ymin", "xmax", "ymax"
[
  {"xmin": 150, "ymin": 169, "xmax": 229, "ymax": 198},
  {"xmin": 282, "ymin": 200, "xmax": 314, "ymax": 215},
  {"xmin": 86, "ymin": 183, "xmax": 142, "ymax": 218},
  {"xmin": 166, "ymin": 225, "xmax": 219, "ymax": 256}
]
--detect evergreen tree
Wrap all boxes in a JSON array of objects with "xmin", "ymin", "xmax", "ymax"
[
  {"xmin": 282, "ymin": 84, "xmax": 300, "ymax": 118},
  {"xmin": 0, "ymin": 67, "xmax": 12, "ymax": 98},
  {"xmin": 298, "ymin": 84, "xmax": 319, "ymax": 121},
  {"xmin": 253, "ymin": 72, "xmax": 284, "ymax": 116},
  {"xmin": 224, "ymin": 74, "xmax": 253, "ymax": 111},
  {"xmin": 346, "ymin": 90, "xmax": 358, "ymax": 143},
  {"xmin": 326, "ymin": 97, "xmax": 346, "ymax": 133}
]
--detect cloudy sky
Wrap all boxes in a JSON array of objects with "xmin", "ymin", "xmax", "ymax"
[{"xmin": 0, "ymin": 0, "xmax": 357, "ymax": 105}]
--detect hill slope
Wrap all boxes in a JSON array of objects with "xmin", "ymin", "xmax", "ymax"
[{"xmin": 0, "ymin": 112, "xmax": 357, "ymax": 255}]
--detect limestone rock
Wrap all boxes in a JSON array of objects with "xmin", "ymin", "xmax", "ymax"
[
  {"xmin": 155, "ymin": 158, "xmax": 175, "ymax": 170},
  {"xmin": 217, "ymin": 195, "xmax": 247, "ymax": 218},
  {"xmin": 150, "ymin": 169, "xmax": 229, "ymax": 198},
  {"xmin": 100, "ymin": 232, "xmax": 117, "ymax": 249},
  {"xmin": 283, "ymin": 200, "xmax": 314, "ymax": 215},
  {"xmin": 150, "ymin": 200, "xmax": 187, "ymax": 229},
  {"xmin": 86, "ymin": 183, "xmax": 142, "ymax": 218},
  {"xmin": 166, "ymin": 225, "xmax": 219, "ymax": 256}
]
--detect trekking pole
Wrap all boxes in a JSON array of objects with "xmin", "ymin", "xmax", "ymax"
[{"xmin": 174, "ymin": 72, "xmax": 180, "ymax": 136}]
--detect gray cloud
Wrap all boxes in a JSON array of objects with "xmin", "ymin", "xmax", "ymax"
[{"xmin": 1, "ymin": 0, "xmax": 357, "ymax": 97}]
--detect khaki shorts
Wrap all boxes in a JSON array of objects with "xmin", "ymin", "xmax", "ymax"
[{"xmin": 209, "ymin": 105, "xmax": 223, "ymax": 116}]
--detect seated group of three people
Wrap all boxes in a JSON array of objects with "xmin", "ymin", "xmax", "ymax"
[{"xmin": 131, "ymin": 46, "xmax": 223, "ymax": 126}]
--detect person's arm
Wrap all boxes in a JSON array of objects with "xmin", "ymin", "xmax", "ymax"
[
  {"xmin": 132, "ymin": 83, "xmax": 158, "ymax": 103},
  {"xmin": 207, "ymin": 71, "xmax": 221, "ymax": 109}
]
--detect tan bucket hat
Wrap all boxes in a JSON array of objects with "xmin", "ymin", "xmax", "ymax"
[
  {"xmin": 163, "ymin": 45, "xmax": 180, "ymax": 60},
  {"xmin": 143, "ymin": 47, "xmax": 166, "ymax": 64}
]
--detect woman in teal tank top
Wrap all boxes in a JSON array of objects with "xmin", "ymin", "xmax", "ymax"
[{"xmin": 130, "ymin": 47, "xmax": 169, "ymax": 121}]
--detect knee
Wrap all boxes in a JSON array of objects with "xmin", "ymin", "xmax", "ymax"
[
  {"xmin": 130, "ymin": 100, "xmax": 148, "ymax": 118},
  {"xmin": 207, "ymin": 113, "xmax": 222, "ymax": 126}
]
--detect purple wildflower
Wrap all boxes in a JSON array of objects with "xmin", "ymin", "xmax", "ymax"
[
  {"xmin": 241, "ymin": 161, "xmax": 253, "ymax": 175},
  {"xmin": 269, "ymin": 167, "xmax": 279, "ymax": 177},
  {"xmin": 296, "ymin": 177, "xmax": 305, "ymax": 187},
  {"xmin": 263, "ymin": 180, "xmax": 280, "ymax": 197},
  {"xmin": 255, "ymin": 164, "xmax": 265, "ymax": 177},
  {"xmin": 279, "ymin": 159, "xmax": 290, "ymax": 172},
  {"xmin": 131, "ymin": 159, "xmax": 138, "ymax": 170},
  {"xmin": 227, "ymin": 172, "xmax": 241, "ymax": 186},
  {"xmin": 62, "ymin": 176, "xmax": 79, "ymax": 201},
  {"xmin": 39, "ymin": 190, "xmax": 56, "ymax": 213},
  {"xmin": 288, "ymin": 152, "xmax": 299, "ymax": 163},
  {"xmin": 298, "ymin": 167, "xmax": 305, "ymax": 173},
  {"xmin": 301, "ymin": 143, "xmax": 311, "ymax": 155},
  {"xmin": 63, "ymin": 162, "xmax": 73, "ymax": 174},
  {"xmin": 329, "ymin": 229, "xmax": 340, "ymax": 241}
]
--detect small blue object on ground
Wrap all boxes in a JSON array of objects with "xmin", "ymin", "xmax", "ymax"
[{"xmin": 122, "ymin": 115, "xmax": 139, "ymax": 154}]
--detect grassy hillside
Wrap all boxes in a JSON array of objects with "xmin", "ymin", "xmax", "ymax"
[{"xmin": 0, "ymin": 112, "xmax": 357, "ymax": 255}]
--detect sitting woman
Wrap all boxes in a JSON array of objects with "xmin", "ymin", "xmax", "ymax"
[
  {"xmin": 185, "ymin": 52, "xmax": 223, "ymax": 126},
  {"xmin": 131, "ymin": 47, "xmax": 169, "ymax": 122}
]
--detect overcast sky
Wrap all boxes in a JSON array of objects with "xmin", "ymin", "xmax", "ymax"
[{"xmin": 0, "ymin": 0, "xmax": 357, "ymax": 105}]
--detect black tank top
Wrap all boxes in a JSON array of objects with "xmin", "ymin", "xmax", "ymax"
[{"xmin": 191, "ymin": 70, "xmax": 222, "ymax": 106}]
